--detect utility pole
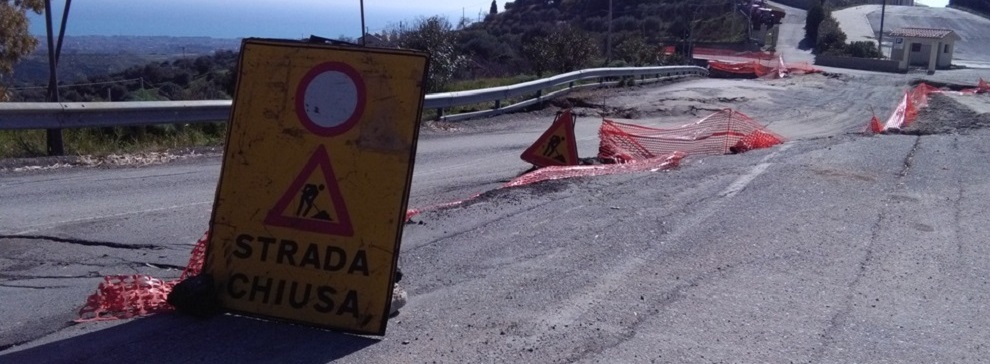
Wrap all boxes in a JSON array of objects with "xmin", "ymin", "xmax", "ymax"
[
  {"xmin": 43, "ymin": 0, "xmax": 64, "ymax": 156},
  {"xmin": 360, "ymin": 0, "xmax": 366, "ymax": 46},
  {"xmin": 606, "ymin": 0, "xmax": 612, "ymax": 65},
  {"xmin": 878, "ymin": 0, "xmax": 887, "ymax": 59}
]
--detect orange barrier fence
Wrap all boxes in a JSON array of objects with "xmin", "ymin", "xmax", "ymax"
[
  {"xmin": 708, "ymin": 55, "xmax": 821, "ymax": 79},
  {"xmin": 961, "ymin": 78, "xmax": 989, "ymax": 95},
  {"xmin": 663, "ymin": 46, "xmax": 776, "ymax": 62},
  {"xmin": 77, "ymin": 233, "xmax": 207, "ymax": 322},
  {"xmin": 660, "ymin": 46, "xmax": 820, "ymax": 79},
  {"xmin": 598, "ymin": 109, "xmax": 785, "ymax": 163}
]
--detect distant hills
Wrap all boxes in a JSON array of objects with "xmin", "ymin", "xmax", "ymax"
[{"xmin": 12, "ymin": 35, "xmax": 240, "ymax": 86}]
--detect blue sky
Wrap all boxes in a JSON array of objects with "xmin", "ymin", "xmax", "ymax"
[
  {"xmin": 30, "ymin": 0, "xmax": 497, "ymax": 39},
  {"xmin": 29, "ymin": 0, "xmax": 949, "ymax": 39}
]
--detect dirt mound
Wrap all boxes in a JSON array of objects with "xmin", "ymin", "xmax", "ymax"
[{"xmin": 900, "ymin": 94, "xmax": 990, "ymax": 135}]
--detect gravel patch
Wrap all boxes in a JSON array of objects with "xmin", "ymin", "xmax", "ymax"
[{"xmin": 900, "ymin": 93, "xmax": 990, "ymax": 135}]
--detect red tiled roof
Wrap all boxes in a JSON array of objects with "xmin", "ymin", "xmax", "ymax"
[{"xmin": 889, "ymin": 28, "xmax": 955, "ymax": 39}]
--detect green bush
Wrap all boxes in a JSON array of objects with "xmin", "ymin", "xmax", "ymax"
[
  {"xmin": 815, "ymin": 16, "xmax": 846, "ymax": 55},
  {"xmin": 846, "ymin": 41, "xmax": 881, "ymax": 58}
]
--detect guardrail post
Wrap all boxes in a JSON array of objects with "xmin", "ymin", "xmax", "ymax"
[
  {"xmin": 494, "ymin": 99, "xmax": 501, "ymax": 109},
  {"xmin": 436, "ymin": 108, "xmax": 444, "ymax": 121},
  {"xmin": 569, "ymin": 81, "xmax": 574, "ymax": 89}
]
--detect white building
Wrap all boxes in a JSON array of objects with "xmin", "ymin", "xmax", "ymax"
[{"xmin": 889, "ymin": 28, "xmax": 959, "ymax": 72}]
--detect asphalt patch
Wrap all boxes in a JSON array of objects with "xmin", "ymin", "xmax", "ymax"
[{"xmin": 899, "ymin": 94, "xmax": 990, "ymax": 136}]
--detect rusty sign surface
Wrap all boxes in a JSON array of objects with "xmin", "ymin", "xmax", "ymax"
[{"xmin": 204, "ymin": 38, "xmax": 428, "ymax": 335}]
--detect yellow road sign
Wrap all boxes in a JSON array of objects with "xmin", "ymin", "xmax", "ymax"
[{"xmin": 204, "ymin": 39, "xmax": 428, "ymax": 335}]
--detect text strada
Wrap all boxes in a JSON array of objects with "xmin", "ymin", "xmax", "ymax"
[{"xmin": 226, "ymin": 233, "xmax": 370, "ymax": 318}]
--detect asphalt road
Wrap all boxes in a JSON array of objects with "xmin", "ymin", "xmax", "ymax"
[
  {"xmin": 5, "ymin": 96, "xmax": 990, "ymax": 362},
  {"xmin": 3, "ymin": 6, "xmax": 990, "ymax": 363},
  {"xmin": 769, "ymin": 1, "xmax": 815, "ymax": 65}
]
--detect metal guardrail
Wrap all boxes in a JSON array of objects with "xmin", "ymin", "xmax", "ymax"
[{"xmin": 0, "ymin": 66, "xmax": 707, "ymax": 130}]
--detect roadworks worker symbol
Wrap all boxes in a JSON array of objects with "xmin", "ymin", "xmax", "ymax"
[
  {"xmin": 520, "ymin": 109, "xmax": 579, "ymax": 167},
  {"xmin": 265, "ymin": 145, "xmax": 354, "ymax": 236}
]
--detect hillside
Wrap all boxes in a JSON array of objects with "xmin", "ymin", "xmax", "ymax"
[
  {"xmin": 450, "ymin": 0, "xmax": 756, "ymax": 78},
  {"xmin": 951, "ymin": 0, "xmax": 990, "ymax": 18},
  {"xmin": 484, "ymin": 0, "xmax": 744, "ymax": 43}
]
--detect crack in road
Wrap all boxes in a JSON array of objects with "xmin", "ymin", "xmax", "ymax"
[
  {"xmin": 815, "ymin": 135, "xmax": 923, "ymax": 360},
  {"xmin": 0, "ymin": 273, "xmax": 103, "ymax": 280},
  {"xmin": 951, "ymin": 136, "xmax": 965, "ymax": 264},
  {"xmin": 814, "ymin": 208, "xmax": 884, "ymax": 361},
  {"xmin": 0, "ymin": 283, "xmax": 72, "ymax": 290},
  {"xmin": 898, "ymin": 136, "xmax": 922, "ymax": 178},
  {"xmin": 0, "ymin": 235, "xmax": 162, "ymax": 250}
]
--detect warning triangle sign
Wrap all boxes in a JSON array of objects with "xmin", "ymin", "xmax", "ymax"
[
  {"xmin": 265, "ymin": 145, "xmax": 354, "ymax": 236},
  {"xmin": 520, "ymin": 110, "xmax": 579, "ymax": 167}
]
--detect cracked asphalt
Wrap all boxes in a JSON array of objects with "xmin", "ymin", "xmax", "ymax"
[
  {"xmin": 2, "ymin": 6, "xmax": 990, "ymax": 361},
  {"xmin": 2, "ymin": 76, "xmax": 989, "ymax": 362}
]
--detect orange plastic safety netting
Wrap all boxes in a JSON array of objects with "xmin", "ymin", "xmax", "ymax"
[
  {"xmin": 405, "ymin": 152, "xmax": 685, "ymax": 220},
  {"xmin": 598, "ymin": 109, "xmax": 785, "ymax": 163},
  {"xmin": 708, "ymin": 54, "xmax": 821, "ymax": 79},
  {"xmin": 960, "ymin": 78, "xmax": 989, "ymax": 95},
  {"xmin": 693, "ymin": 48, "xmax": 777, "ymax": 63},
  {"xmin": 76, "ymin": 233, "xmax": 208, "ymax": 322},
  {"xmin": 503, "ymin": 152, "xmax": 684, "ymax": 188}
]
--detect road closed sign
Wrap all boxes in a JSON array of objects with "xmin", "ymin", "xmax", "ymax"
[{"xmin": 204, "ymin": 39, "xmax": 429, "ymax": 335}]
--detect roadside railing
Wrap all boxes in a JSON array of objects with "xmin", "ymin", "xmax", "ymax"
[{"xmin": 0, "ymin": 66, "xmax": 707, "ymax": 130}]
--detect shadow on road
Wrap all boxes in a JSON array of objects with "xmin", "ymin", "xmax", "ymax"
[
  {"xmin": 0, "ymin": 313, "xmax": 377, "ymax": 364},
  {"xmin": 798, "ymin": 37, "xmax": 814, "ymax": 51}
]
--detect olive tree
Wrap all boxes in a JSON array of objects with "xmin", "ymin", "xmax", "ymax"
[
  {"xmin": 520, "ymin": 23, "xmax": 598, "ymax": 77},
  {"xmin": 399, "ymin": 16, "xmax": 468, "ymax": 92},
  {"xmin": 0, "ymin": 0, "xmax": 44, "ymax": 89}
]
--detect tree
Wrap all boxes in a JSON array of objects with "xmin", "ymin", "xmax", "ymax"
[
  {"xmin": 805, "ymin": 2, "xmax": 826, "ymax": 43},
  {"xmin": 520, "ymin": 29, "xmax": 553, "ymax": 77},
  {"xmin": 490, "ymin": 0, "xmax": 498, "ymax": 15},
  {"xmin": 615, "ymin": 36, "xmax": 655, "ymax": 66},
  {"xmin": 0, "ymin": 0, "xmax": 44, "ymax": 86},
  {"xmin": 816, "ymin": 16, "xmax": 847, "ymax": 55},
  {"xmin": 399, "ymin": 16, "xmax": 468, "ymax": 92},
  {"xmin": 519, "ymin": 24, "xmax": 597, "ymax": 76}
]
